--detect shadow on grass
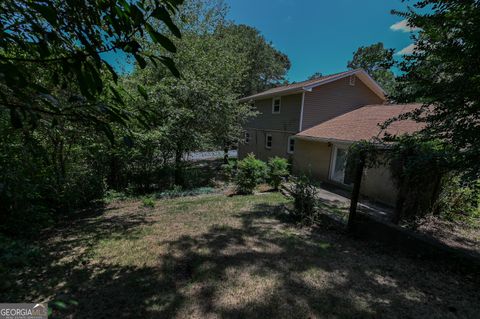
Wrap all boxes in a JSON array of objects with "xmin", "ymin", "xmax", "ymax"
[{"xmin": 4, "ymin": 201, "xmax": 478, "ymax": 318}]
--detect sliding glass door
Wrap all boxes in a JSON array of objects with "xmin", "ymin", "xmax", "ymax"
[{"xmin": 329, "ymin": 145, "xmax": 353, "ymax": 186}]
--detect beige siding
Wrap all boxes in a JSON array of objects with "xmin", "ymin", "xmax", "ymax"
[
  {"xmin": 246, "ymin": 94, "xmax": 302, "ymax": 132},
  {"xmin": 301, "ymin": 76, "xmax": 385, "ymax": 130},
  {"xmin": 292, "ymin": 139, "xmax": 398, "ymax": 206},
  {"xmin": 361, "ymin": 165, "xmax": 398, "ymax": 205},
  {"xmin": 238, "ymin": 129, "xmax": 295, "ymax": 162},
  {"xmin": 292, "ymin": 139, "xmax": 332, "ymax": 180}
]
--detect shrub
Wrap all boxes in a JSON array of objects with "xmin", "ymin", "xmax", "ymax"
[
  {"xmin": 437, "ymin": 177, "xmax": 480, "ymax": 221},
  {"xmin": 235, "ymin": 154, "xmax": 267, "ymax": 194},
  {"xmin": 141, "ymin": 196, "xmax": 156, "ymax": 208},
  {"xmin": 267, "ymin": 157, "xmax": 290, "ymax": 190},
  {"xmin": 288, "ymin": 175, "xmax": 318, "ymax": 224},
  {"xmin": 221, "ymin": 159, "xmax": 237, "ymax": 181}
]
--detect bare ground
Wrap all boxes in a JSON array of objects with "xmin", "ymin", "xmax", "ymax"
[{"xmin": 3, "ymin": 193, "xmax": 479, "ymax": 318}]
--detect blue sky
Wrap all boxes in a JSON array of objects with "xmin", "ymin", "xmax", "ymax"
[
  {"xmin": 225, "ymin": 0, "xmax": 415, "ymax": 82},
  {"xmin": 104, "ymin": 0, "xmax": 415, "ymax": 79}
]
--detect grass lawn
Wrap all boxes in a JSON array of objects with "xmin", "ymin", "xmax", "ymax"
[{"xmin": 3, "ymin": 192, "xmax": 479, "ymax": 318}]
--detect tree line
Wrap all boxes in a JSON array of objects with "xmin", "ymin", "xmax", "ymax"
[{"xmin": 0, "ymin": 0, "xmax": 290, "ymax": 237}]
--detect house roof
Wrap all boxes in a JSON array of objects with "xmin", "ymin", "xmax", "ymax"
[
  {"xmin": 239, "ymin": 69, "xmax": 386, "ymax": 102},
  {"xmin": 296, "ymin": 104, "xmax": 423, "ymax": 143}
]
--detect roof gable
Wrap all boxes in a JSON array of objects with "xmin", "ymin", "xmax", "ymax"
[{"xmin": 239, "ymin": 69, "xmax": 386, "ymax": 102}]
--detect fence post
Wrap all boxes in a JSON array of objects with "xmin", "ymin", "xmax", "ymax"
[{"xmin": 347, "ymin": 153, "xmax": 366, "ymax": 233}]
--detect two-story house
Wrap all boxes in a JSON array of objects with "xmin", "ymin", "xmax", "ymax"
[{"xmin": 238, "ymin": 69, "xmax": 422, "ymax": 206}]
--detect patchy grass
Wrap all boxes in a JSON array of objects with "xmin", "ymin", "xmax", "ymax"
[{"xmin": 2, "ymin": 192, "xmax": 479, "ymax": 318}]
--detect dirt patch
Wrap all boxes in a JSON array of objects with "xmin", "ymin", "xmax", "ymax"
[{"xmin": 412, "ymin": 216, "xmax": 480, "ymax": 255}]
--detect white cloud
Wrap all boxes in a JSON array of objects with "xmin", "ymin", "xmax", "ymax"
[
  {"xmin": 396, "ymin": 43, "xmax": 417, "ymax": 55},
  {"xmin": 390, "ymin": 19, "xmax": 420, "ymax": 32}
]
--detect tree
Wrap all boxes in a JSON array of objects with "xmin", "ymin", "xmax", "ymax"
[
  {"xmin": 124, "ymin": 0, "xmax": 254, "ymax": 185},
  {"xmin": 217, "ymin": 24, "xmax": 291, "ymax": 97},
  {"xmin": 0, "ymin": 0, "xmax": 183, "ymax": 136},
  {"xmin": 347, "ymin": 42, "xmax": 396, "ymax": 95},
  {"xmin": 0, "ymin": 0, "xmax": 185, "ymax": 236},
  {"xmin": 308, "ymin": 72, "xmax": 323, "ymax": 80},
  {"xmin": 391, "ymin": 0, "xmax": 480, "ymax": 184}
]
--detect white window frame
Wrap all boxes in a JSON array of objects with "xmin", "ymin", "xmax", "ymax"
[
  {"xmin": 265, "ymin": 133, "xmax": 273, "ymax": 149},
  {"xmin": 244, "ymin": 132, "xmax": 250, "ymax": 144},
  {"xmin": 349, "ymin": 75, "xmax": 356, "ymax": 86},
  {"xmin": 272, "ymin": 97, "xmax": 281, "ymax": 114},
  {"xmin": 287, "ymin": 136, "xmax": 295, "ymax": 154}
]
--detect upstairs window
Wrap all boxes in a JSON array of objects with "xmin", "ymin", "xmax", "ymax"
[
  {"xmin": 244, "ymin": 132, "xmax": 250, "ymax": 144},
  {"xmin": 272, "ymin": 98, "xmax": 281, "ymax": 114},
  {"xmin": 287, "ymin": 136, "xmax": 295, "ymax": 154},
  {"xmin": 265, "ymin": 134, "xmax": 273, "ymax": 149}
]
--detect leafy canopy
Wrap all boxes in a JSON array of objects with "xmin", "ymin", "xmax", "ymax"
[
  {"xmin": 392, "ymin": 0, "xmax": 480, "ymax": 183},
  {"xmin": 217, "ymin": 24, "xmax": 291, "ymax": 97},
  {"xmin": 347, "ymin": 42, "xmax": 396, "ymax": 96},
  {"xmin": 0, "ymin": 0, "xmax": 183, "ymax": 134}
]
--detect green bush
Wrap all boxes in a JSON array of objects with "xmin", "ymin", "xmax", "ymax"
[
  {"xmin": 267, "ymin": 157, "xmax": 290, "ymax": 190},
  {"xmin": 437, "ymin": 177, "xmax": 480, "ymax": 221},
  {"xmin": 141, "ymin": 196, "xmax": 156, "ymax": 208},
  {"xmin": 288, "ymin": 175, "xmax": 318, "ymax": 224},
  {"xmin": 221, "ymin": 159, "xmax": 237, "ymax": 181},
  {"xmin": 235, "ymin": 154, "xmax": 267, "ymax": 194}
]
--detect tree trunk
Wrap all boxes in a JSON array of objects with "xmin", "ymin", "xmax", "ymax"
[
  {"xmin": 174, "ymin": 148, "xmax": 183, "ymax": 187},
  {"xmin": 431, "ymin": 174, "xmax": 443, "ymax": 216},
  {"xmin": 223, "ymin": 146, "xmax": 229, "ymax": 164},
  {"xmin": 347, "ymin": 154, "xmax": 365, "ymax": 233}
]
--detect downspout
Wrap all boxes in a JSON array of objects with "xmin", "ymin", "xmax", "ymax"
[{"xmin": 299, "ymin": 91, "xmax": 305, "ymax": 131}]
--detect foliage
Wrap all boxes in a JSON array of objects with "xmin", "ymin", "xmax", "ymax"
[
  {"xmin": 123, "ymin": 0, "xmax": 257, "ymax": 185},
  {"xmin": 0, "ymin": 0, "xmax": 183, "ymax": 136},
  {"xmin": 388, "ymin": 136, "xmax": 452, "ymax": 221},
  {"xmin": 235, "ymin": 154, "xmax": 267, "ymax": 194},
  {"xmin": 267, "ymin": 157, "xmax": 290, "ymax": 190},
  {"xmin": 142, "ymin": 196, "xmax": 156, "ymax": 208},
  {"xmin": 348, "ymin": 138, "xmax": 479, "ymax": 223},
  {"xmin": 222, "ymin": 159, "xmax": 238, "ymax": 181},
  {"xmin": 436, "ymin": 177, "xmax": 480, "ymax": 222},
  {"xmin": 0, "ymin": 111, "xmax": 109, "ymax": 238},
  {"xmin": 391, "ymin": 0, "xmax": 480, "ymax": 184},
  {"xmin": 288, "ymin": 175, "xmax": 319, "ymax": 224},
  {"xmin": 216, "ymin": 24, "xmax": 291, "ymax": 97},
  {"xmin": 0, "ymin": 0, "xmax": 290, "ymax": 240},
  {"xmin": 104, "ymin": 190, "xmax": 130, "ymax": 203},
  {"xmin": 347, "ymin": 42, "xmax": 396, "ymax": 96},
  {"xmin": 308, "ymin": 72, "xmax": 323, "ymax": 80},
  {"xmin": 0, "ymin": 235, "xmax": 41, "ymax": 268},
  {"xmin": 347, "ymin": 140, "xmax": 383, "ymax": 169}
]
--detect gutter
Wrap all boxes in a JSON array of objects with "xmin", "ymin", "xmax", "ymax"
[{"xmin": 294, "ymin": 135, "xmax": 392, "ymax": 149}]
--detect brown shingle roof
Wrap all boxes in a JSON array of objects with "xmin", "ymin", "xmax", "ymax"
[
  {"xmin": 296, "ymin": 104, "xmax": 423, "ymax": 142},
  {"xmin": 240, "ymin": 70, "xmax": 359, "ymax": 101}
]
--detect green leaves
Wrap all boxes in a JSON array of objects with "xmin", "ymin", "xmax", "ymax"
[
  {"xmin": 157, "ymin": 56, "xmax": 180, "ymax": 77},
  {"xmin": 151, "ymin": 6, "xmax": 182, "ymax": 38},
  {"xmin": 146, "ymin": 23, "xmax": 177, "ymax": 53},
  {"xmin": 392, "ymin": 0, "xmax": 480, "ymax": 183},
  {"xmin": 30, "ymin": 2, "xmax": 58, "ymax": 27},
  {"xmin": 137, "ymin": 85, "xmax": 148, "ymax": 100},
  {"xmin": 134, "ymin": 54, "xmax": 147, "ymax": 69},
  {"xmin": 0, "ymin": 0, "xmax": 183, "ymax": 135}
]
